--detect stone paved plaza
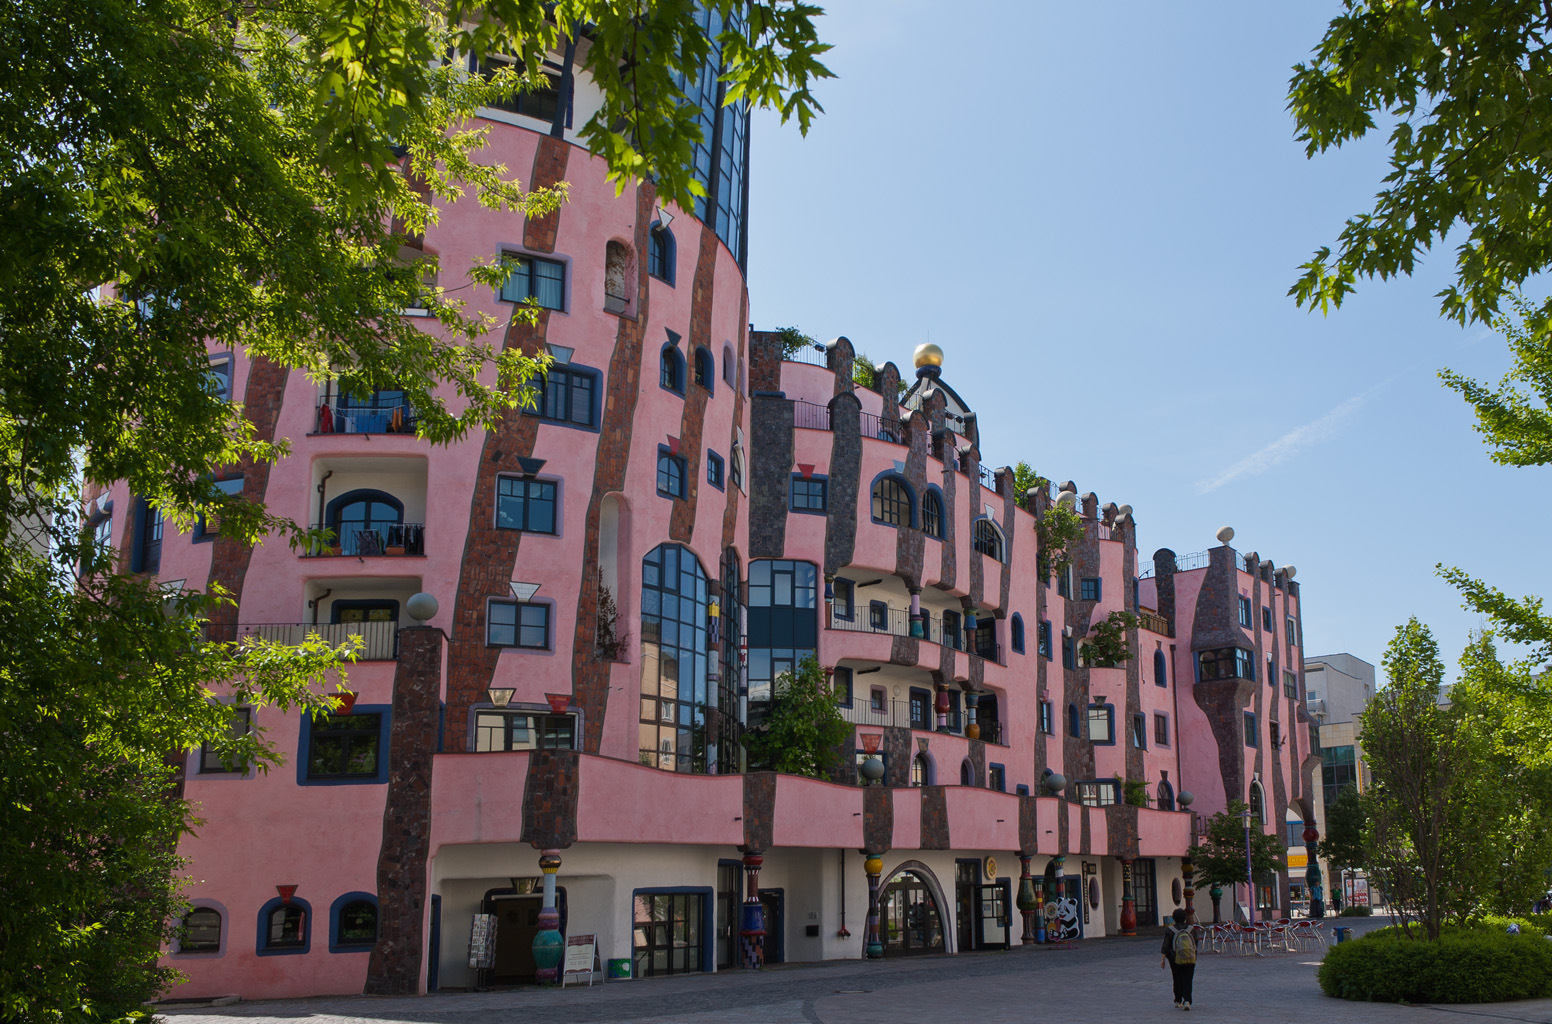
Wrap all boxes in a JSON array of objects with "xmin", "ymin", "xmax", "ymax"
[{"xmin": 160, "ymin": 919, "xmax": 1552, "ymax": 1024}]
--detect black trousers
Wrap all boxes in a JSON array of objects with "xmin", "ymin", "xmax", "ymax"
[{"xmin": 1170, "ymin": 961, "xmax": 1196, "ymax": 1004}]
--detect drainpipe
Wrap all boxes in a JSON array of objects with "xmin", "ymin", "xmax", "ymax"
[
  {"xmin": 316, "ymin": 469, "xmax": 334, "ymax": 536},
  {"xmin": 309, "ymin": 589, "xmax": 332, "ymax": 626}
]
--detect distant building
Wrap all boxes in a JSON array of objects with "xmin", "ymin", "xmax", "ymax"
[{"xmin": 1302, "ymin": 653, "xmax": 1375, "ymax": 909}]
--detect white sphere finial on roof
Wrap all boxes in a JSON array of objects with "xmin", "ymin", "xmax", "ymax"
[{"xmin": 1215, "ymin": 526, "xmax": 1235, "ymax": 545}]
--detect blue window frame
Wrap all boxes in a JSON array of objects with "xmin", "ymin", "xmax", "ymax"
[
  {"xmin": 869, "ymin": 600, "xmax": 888, "ymax": 631},
  {"xmin": 1198, "ymin": 647, "xmax": 1256, "ymax": 682},
  {"xmin": 1131, "ymin": 712, "xmax": 1147, "ymax": 749},
  {"xmin": 132, "ymin": 496, "xmax": 163, "ymax": 573},
  {"xmin": 205, "ymin": 354, "xmax": 233, "ymax": 401},
  {"xmin": 488, "ymin": 600, "xmax": 550, "ymax": 649},
  {"xmin": 1154, "ymin": 712, "xmax": 1170, "ymax": 747},
  {"xmin": 909, "ymin": 687, "xmax": 932, "ymax": 730},
  {"xmin": 1154, "ymin": 649, "xmax": 1168, "ymax": 687},
  {"xmin": 1262, "ymin": 605, "xmax": 1273, "ymax": 631},
  {"xmin": 537, "ymin": 365, "xmax": 598, "ymax": 428},
  {"xmin": 256, "ymin": 896, "xmax": 312, "ymax": 956},
  {"xmin": 657, "ymin": 448, "xmax": 687, "ymax": 498},
  {"xmin": 1038, "ymin": 620, "xmax": 1052, "ymax": 659},
  {"xmin": 972, "ymin": 518, "xmax": 1004, "ymax": 561},
  {"xmin": 496, "ymin": 477, "xmax": 558, "ymax": 533},
  {"xmin": 1079, "ymin": 577, "xmax": 1101, "ymax": 601},
  {"xmin": 329, "ymin": 892, "xmax": 379, "ymax": 953},
  {"xmin": 499, "ymin": 253, "xmax": 565, "ymax": 310},
  {"xmin": 1239, "ymin": 596, "xmax": 1253, "ymax": 628},
  {"xmin": 942, "ymin": 609, "xmax": 962, "ymax": 650},
  {"xmin": 1087, "ymin": 702, "xmax": 1116, "ymax": 745},
  {"xmin": 870, "ymin": 474, "xmax": 914, "ymax": 527},
  {"xmin": 707, "ymin": 451, "xmax": 724, "ymax": 490},
  {"xmin": 1010, "ymin": 614, "xmax": 1025, "ymax": 654},
  {"xmin": 297, "ymin": 704, "xmax": 390, "ymax": 786},
  {"xmin": 1245, "ymin": 711, "xmax": 1258, "ymax": 747},
  {"xmin": 922, "ymin": 488, "xmax": 944, "ymax": 539},
  {"xmin": 1015, "ymin": 784, "xmax": 1030, "ymax": 797},
  {"xmin": 1039, "ymin": 700, "xmax": 1053, "ymax": 735},
  {"xmin": 660, "ymin": 347, "xmax": 685, "ymax": 394},
  {"xmin": 1061, "ymin": 635, "xmax": 1075, "ymax": 669},
  {"xmin": 326, "ymin": 488, "xmax": 403, "ymax": 556},
  {"xmin": 640, "ymin": 544, "xmax": 713, "ymax": 772},
  {"xmin": 195, "ymin": 477, "xmax": 244, "ymax": 540},
  {"xmin": 790, "ymin": 475, "xmax": 827, "ymax": 513},
  {"xmin": 693, "ymin": 346, "xmax": 715, "ymax": 392},
  {"xmin": 833, "ymin": 578, "xmax": 854, "ymax": 620},
  {"xmin": 649, "ymin": 224, "xmax": 676, "ymax": 284},
  {"xmin": 989, "ymin": 763, "xmax": 1006, "ymax": 792}
]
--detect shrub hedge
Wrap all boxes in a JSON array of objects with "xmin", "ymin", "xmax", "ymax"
[
  {"xmin": 1338, "ymin": 906, "xmax": 1373, "ymax": 917},
  {"xmin": 1319, "ymin": 925, "xmax": 1552, "ymax": 1003}
]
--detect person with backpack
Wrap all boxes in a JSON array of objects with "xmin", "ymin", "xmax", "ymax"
[{"xmin": 1160, "ymin": 907, "xmax": 1197, "ymax": 1010}]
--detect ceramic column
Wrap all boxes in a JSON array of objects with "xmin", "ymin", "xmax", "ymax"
[
  {"xmin": 1050, "ymin": 854, "xmax": 1066, "ymax": 940},
  {"xmin": 965, "ymin": 691, "xmax": 980, "ymax": 741},
  {"xmin": 532, "ymin": 849, "xmax": 563, "ymax": 983},
  {"xmin": 934, "ymin": 683, "xmax": 950, "ymax": 732},
  {"xmin": 1303, "ymin": 821, "xmax": 1325, "ymax": 918},
  {"xmin": 864, "ymin": 852, "xmax": 885, "ymax": 958},
  {"xmin": 1016, "ymin": 853, "xmax": 1037, "ymax": 943},
  {"xmin": 739, "ymin": 849, "xmax": 765, "ymax": 969},
  {"xmin": 1120, "ymin": 857, "xmax": 1137, "ymax": 935},
  {"xmin": 1182, "ymin": 850, "xmax": 1197, "ymax": 925},
  {"xmin": 909, "ymin": 589, "xmax": 924, "ymax": 638}
]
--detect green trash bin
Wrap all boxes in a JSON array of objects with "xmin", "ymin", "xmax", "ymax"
[
  {"xmin": 607, "ymin": 958, "xmax": 632, "ymax": 980},
  {"xmin": 1333, "ymin": 927, "xmax": 1351, "ymax": 943}
]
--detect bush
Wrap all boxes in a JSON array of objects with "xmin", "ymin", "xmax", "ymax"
[
  {"xmin": 1339, "ymin": 906, "xmax": 1373, "ymax": 917},
  {"xmin": 1319, "ymin": 926, "xmax": 1552, "ymax": 1003}
]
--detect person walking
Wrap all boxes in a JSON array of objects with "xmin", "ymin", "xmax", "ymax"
[{"xmin": 1160, "ymin": 907, "xmax": 1197, "ymax": 1010}]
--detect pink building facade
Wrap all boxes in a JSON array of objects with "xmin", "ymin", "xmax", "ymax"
[{"xmin": 89, "ymin": 33, "xmax": 1320, "ymax": 1000}]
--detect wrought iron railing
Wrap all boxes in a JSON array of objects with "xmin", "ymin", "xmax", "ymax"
[
  {"xmin": 780, "ymin": 345, "xmax": 829, "ymax": 368},
  {"xmin": 314, "ymin": 400, "xmax": 418, "ymax": 435},
  {"xmin": 305, "ymin": 522, "xmax": 426, "ymax": 556},
  {"xmin": 858, "ymin": 410, "xmax": 902, "ymax": 444},
  {"xmin": 977, "ymin": 464, "xmax": 997, "ymax": 489},
  {"xmin": 791, "ymin": 399, "xmax": 831, "ymax": 431},
  {"xmin": 979, "ymin": 719, "xmax": 1006, "ymax": 745},
  {"xmin": 206, "ymin": 620, "xmax": 399, "ymax": 660}
]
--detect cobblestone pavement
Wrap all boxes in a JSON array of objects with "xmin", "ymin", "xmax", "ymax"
[{"xmin": 161, "ymin": 919, "xmax": 1552, "ymax": 1024}]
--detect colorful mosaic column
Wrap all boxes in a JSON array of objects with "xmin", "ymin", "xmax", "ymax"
[
  {"xmin": 1182, "ymin": 849, "xmax": 1197, "ymax": 925},
  {"xmin": 909, "ymin": 590, "xmax": 924, "ymax": 638},
  {"xmin": 1016, "ymin": 853, "xmax": 1037, "ymax": 944},
  {"xmin": 1303, "ymin": 822, "xmax": 1325, "ymax": 918},
  {"xmin": 740, "ymin": 849, "xmax": 765, "ymax": 969},
  {"xmin": 965, "ymin": 691, "xmax": 980, "ymax": 740},
  {"xmin": 1050, "ymin": 853, "xmax": 1066, "ymax": 940},
  {"xmin": 864, "ymin": 852, "xmax": 885, "ymax": 958},
  {"xmin": 1119, "ymin": 858, "xmax": 1137, "ymax": 935},
  {"xmin": 533, "ymin": 849, "xmax": 563, "ymax": 984},
  {"xmin": 1033, "ymin": 871, "xmax": 1047, "ymax": 943},
  {"xmin": 934, "ymin": 683, "xmax": 950, "ymax": 732}
]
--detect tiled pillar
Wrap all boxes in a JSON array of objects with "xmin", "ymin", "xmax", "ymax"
[
  {"xmin": 1016, "ymin": 853, "xmax": 1037, "ymax": 944},
  {"xmin": 909, "ymin": 589, "xmax": 924, "ymax": 638},
  {"xmin": 533, "ymin": 849, "xmax": 563, "ymax": 983},
  {"xmin": 1302, "ymin": 821, "xmax": 1324, "ymax": 918},
  {"xmin": 740, "ymin": 849, "xmax": 765, "ymax": 969},
  {"xmin": 1182, "ymin": 849, "xmax": 1197, "ymax": 925},
  {"xmin": 864, "ymin": 852, "xmax": 885, "ymax": 959},
  {"xmin": 934, "ymin": 683, "xmax": 950, "ymax": 732},
  {"xmin": 964, "ymin": 691, "xmax": 980, "ymax": 740},
  {"xmin": 1120, "ymin": 858, "xmax": 1137, "ymax": 935}
]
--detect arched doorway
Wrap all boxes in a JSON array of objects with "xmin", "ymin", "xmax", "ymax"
[{"xmin": 879, "ymin": 870, "xmax": 946, "ymax": 955}]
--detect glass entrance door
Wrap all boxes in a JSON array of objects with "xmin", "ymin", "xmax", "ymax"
[
  {"xmin": 881, "ymin": 872, "xmax": 945, "ymax": 956},
  {"xmin": 1133, "ymin": 859, "xmax": 1158, "ymax": 927}
]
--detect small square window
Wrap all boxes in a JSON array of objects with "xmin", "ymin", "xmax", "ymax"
[
  {"xmin": 707, "ymin": 451, "xmax": 725, "ymax": 490},
  {"xmin": 1238, "ymin": 596, "xmax": 1253, "ymax": 628},
  {"xmin": 200, "ymin": 706, "xmax": 252, "ymax": 773},
  {"xmin": 489, "ymin": 601, "xmax": 551, "ymax": 649},
  {"xmin": 657, "ymin": 448, "xmax": 687, "ymax": 499},
  {"xmin": 790, "ymin": 476, "xmax": 827, "ymax": 512},
  {"xmin": 306, "ymin": 713, "xmax": 383, "ymax": 779},
  {"xmin": 833, "ymin": 579, "xmax": 855, "ymax": 621},
  {"xmin": 1079, "ymin": 577, "xmax": 1101, "ymax": 602},
  {"xmin": 496, "ymin": 477, "xmax": 558, "ymax": 533},
  {"xmin": 499, "ymin": 253, "xmax": 565, "ymax": 310},
  {"xmin": 536, "ymin": 365, "xmax": 598, "ymax": 428},
  {"xmin": 1154, "ymin": 713, "xmax": 1170, "ymax": 747}
]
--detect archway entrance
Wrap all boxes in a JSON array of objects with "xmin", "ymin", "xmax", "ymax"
[{"xmin": 880, "ymin": 871, "xmax": 946, "ymax": 956}]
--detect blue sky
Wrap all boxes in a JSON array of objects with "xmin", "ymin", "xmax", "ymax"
[{"xmin": 744, "ymin": 1, "xmax": 1552, "ymax": 682}]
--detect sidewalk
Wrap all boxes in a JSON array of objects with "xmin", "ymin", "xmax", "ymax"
[{"xmin": 160, "ymin": 919, "xmax": 1552, "ymax": 1024}]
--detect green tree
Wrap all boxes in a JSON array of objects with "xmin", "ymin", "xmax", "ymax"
[
  {"xmin": 1323, "ymin": 785, "xmax": 1367, "ymax": 882},
  {"xmin": 0, "ymin": 1, "xmax": 830, "ymax": 1017},
  {"xmin": 775, "ymin": 325, "xmax": 819, "ymax": 359},
  {"xmin": 742, "ymin": 655, "xmax": 851, "ymax": 779},
  {"xmin": 1036, "ymin": 504, "xmax": 1085, "ymax": 582},
  {"xmin": 1188, "ymin": 799, "xmax": 1287, "ymax": 922},
  {"xmin": 1081, "ymin": 610, "xmax": 1139, "ymax": 668}
]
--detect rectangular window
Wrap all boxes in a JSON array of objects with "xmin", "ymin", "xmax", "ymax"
[
  {"xmin": 1270, "ymin": 720, "xmax": 1281, "ymax": 749},
  {"xmin": 136, "ymin": 497, "xmax": 163, "ymax": 573},
  {"xmin": 200, "ymin": 706, "xmax": 252, "ymax": 773},
  {"xmin": 1154, "ymin": 712, "xmax": 1170, "ymax": 747},
  {"xmin": 1057, "ymin": 569, "xmax": 1071, "ymax": 598},
  {"xmin": 833, "ymin": 578, "xmax": 854, "ymax": 621},
  {"xmin": 474, "ymin": 711, "xmax": 576, "ymax": 751},
  {"xmin": 1087, "ymin": 703, "xmax": 1114, "ymax": 744},
  {"xmin": 1262, "ymin": 606, "xmax": 1273, "ymax": 631},
  {"xmin": 706, "ymin": 451, "xmax": 724, "ymax": 490},
  {"xmin": 1283, "ymin": 670, "xmax": 1298, "ymax": 699},
  {"xmin": 499, "ymin": 253, "xmax": 566, "ymax": 310},
  {"xmin": 537, "ymin": 366, "xmax": 597, "ymax": 427},
  {"xmin": 909, "ymin": 688, "xmax": 931, "ymax": 730},
  {"xmin": 868, "ymin": 600, "xmax": 888, "ymax": 631},
  {"xmin": 306, "ymin": 713, "xmax": 382, "ymax": 779},
  {"xmin": 1198, "ymin": 647, "xmax": 1255, "ymax": 682},
  {"xmin": 496, "ymin": 477, "xmax": 558, "ymax": 533},
  {"xmin": 205, "ymin": 355, "xmax": 233, "ymax": 401},
  {"xmin": 988, "ymin": 764, "xmax": 1006, "ymax": 793},
  {"xmin": 1322, "ymin": 745, "xmax": 1358, "ymax": 806},
  {"xmin": 731, "ymin": 447, "xmax": 744, "ymax": 489},
  {"xmin": 1061, "ymin": 635, "xmax": 1075, "ymax": 670},
  {"xmin": 488, "ymin": 601, "xmax": 550, "ymax": 649},
  {"xmin": 470, "ymin": 54, "xmax": 565, "ymax": 121},
  {"xmin": 942, "ymin": 610, "xmax": 961, "ymax": 650},
  {"xmin": 198, "ymin": 477, "xmax": 245, "ymax": 538},
  {"xmin": 833, "ymin": 666, "xmax": 853, "ymax": 708},
  {"xmin": 1037, "ymin": 620, "xmax": 1052, "ymax": 659},
  {"xmin": 973, "ymin": 620, "xmax": 997, "ymax": 660},
  {"xmin": 1131, "ymin": 712, "xmax": 1147, "ymax": 749},
  {"xmin": 1076, "ymin": 779, "xmax": 1119, "ymax": 807},
  {"xmin": 870, "ymin": 687, "xmax": 886, "ymax": 713},
  {"xmin": 1244, "ymin": 711, "xmax": 1258, "ymax": 747},
  {"xmin": 1286, "ymin": 616, "xmax": 1297, "ymax": 647},
  {"xmin": 1238, "ymin": 596, "xmax": 1253, "ymax": 628},
  {"xmin": 789, "ymin": 476, "xmax": 827, "ymax": 512},
  {"xmin": 1039, "ymin": 700, "xmax": 1053, "ymax": 735},
  {"xmin": 657, "ymin": 448, "xmax": 687, "ymax": 498},
  {"xmin": 1080, "ymin": 577, "xmax": 1101, "ymax": 601}
]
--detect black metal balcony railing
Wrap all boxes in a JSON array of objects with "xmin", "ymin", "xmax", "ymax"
[
  {"xmin": 979, "ymin": 719, "xmax": 1005, "ymax": 745},
  {"xmin": 792, "ymin": 399, "xmax": 831, "ymax": 431},
  {"xmin": 306, "ymin": 522, "xmax": 425, "ymax": 556},
  {"xmin": 976, "ymin": 464, "xmax": 997, "ymax": 489},
  {"xmin": 827, "ymin": 609, "xmax": 1004, "ymax": 664},
  {"xmin": 205, "ymin": 620, "xmax": 400, "ymax": 660},
  {"xmin": 841, "ymin": 698, "xmax": 1003, "ymax": 744},
  {"xmin": 857, "ymin": 410, "xmax": 901, "ymax": 444},
  {"xmin": 314, "ymin": 400, "xmax": 418, "ymax": 435},
  {"xmin": 781, "ymin": 345, "xmax": 829, "ymax": 368}
]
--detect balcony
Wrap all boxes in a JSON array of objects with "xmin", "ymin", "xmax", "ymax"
[
  {"xmin": 313, "ymin": 397, "xmax": 418, "ymax": 435},
  {"xmin": 828, "ymin": 607, "xmax": 1002, "ymax": 663},
  {"xmin": 305, "ymin": 522, "xmax": 426, "ymax": 557},
  {"xmin": 206, "ymin": 620, "xmax": 400, "ymax": 660},
  {"xmin": 1138, "ymin": 610, "xmax": 1172, "ymax": 636},
  {"xmin": 790, "ymin": 400, "xmax": 904, "ymax": 444}
]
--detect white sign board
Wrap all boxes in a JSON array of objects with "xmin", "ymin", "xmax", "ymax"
[{"xmin": 562, "ymin": 933, "xmax": 599, "ymax": 986}]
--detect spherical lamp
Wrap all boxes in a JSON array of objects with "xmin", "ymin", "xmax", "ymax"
[
  {"xmin": 860, "ymin": 756, "xmax": 885, "ymax": 784},
  {"xmin": 406, "ymin": 592, "xmax": 439, "ymax": 622}
]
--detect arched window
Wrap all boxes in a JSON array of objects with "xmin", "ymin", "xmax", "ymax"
[
  {"xmin": 1248, "ymin": 780, "xmax": 1265, "ymax": 824},
  {"xmin": 922, "ymin": 489, "xmax": 944, "ymax": 539},
  {"xmin": 960, "ymin": 759, "xmax": 974, "ymax": 786},
  {"xmin": 722, "ymin": 344, "xmax": 736, "ymax": 387},
  {"xmin": 972, "ymin": 518, "xmax": 1004, "ymax": 561},
  {"xmin": 335, "ymin": 898, "xmax": 378, "ymax": 948},
  {"xmin": 604, "ymin": 240, "xmax": 631, "ymax": 313},
  {"xmin": 871, "ymin": 474, "xmax": 914, "ymax": 527},
  {"xmin": 639, "ymin": 544, "xmax": 710, "ymax": 773},
  {"xmin": 1154, "ymin": 649, "xmax": 1168, "ymax": 688},
  {"xmin": 1067, "ymin": 702, "xmax": 1080, "ymax": 737},
  {"xmin": 267, "ymin": 904, "xmax": 306, "ymax": 949},
  {"xmin": 911, "ymin": 752, "xmax": 931, "ymax": 787},
  {"xmin": 326, "ymin": 489, "xmax": 403, "ymax": 556},
  {"xmin": 180, "ymin": 907, "xmax": 222, "ymax": 953},
  {"xmin": 648, "ymin": 224, "xmax": 675, "ymax": 284},
  {"xmin": 693, "ymin": 346, "xmax": 714, "ymax": 391},
  {"xmin": 660, "ymin": 347, "xmax": 684, "ymax": 393},
  {"xmin": 1010, "ymin": 614, "xmax": 1025, "ymax": 654},
  {"xmin": 1157, "ymin": 778, "xmax": 1176, "ymax": 812}
]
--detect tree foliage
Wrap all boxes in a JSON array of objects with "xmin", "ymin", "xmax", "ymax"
[
  {"xmin": 1036, "ymin": 504, "xmax": 1085, "ymax": 582},
  {"xmin": 742, "ymin": 655, "xmax": 850, "ymax": 779},
  {"xmin": 1081, "ymin": 610, "xmax": 1139, "ymax": 668},
  {"xmin": 1189, "ymin": 799, "xmax": 1287, "ymax": 891},
  {"xmin": 0, "ymin": 0, "xmax": 830, "ymax": 1015},
  {"xmin": 1323, "ymin": 785, "xmax": 1367, "ymax": 878}
]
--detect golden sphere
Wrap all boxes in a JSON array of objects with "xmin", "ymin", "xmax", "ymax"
[
  {"xmin": 864, "ymin": 856, "xmax": 884, "ymax": 876},
  {"xmin": 913, "ymin": 343, "xmax": 944, "ymax": 369}
]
